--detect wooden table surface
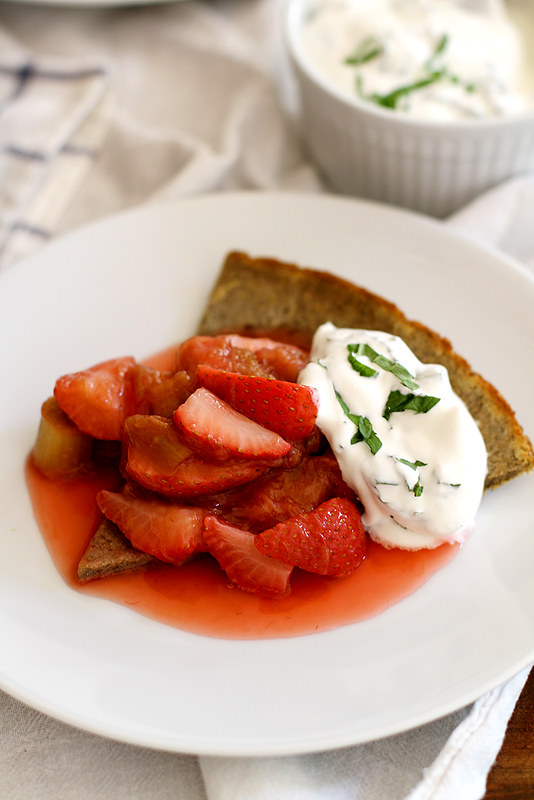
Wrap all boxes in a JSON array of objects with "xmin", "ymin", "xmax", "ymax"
[{"xmin": 482, "ymin": 666, "xmax": 534, "ymax": 799}]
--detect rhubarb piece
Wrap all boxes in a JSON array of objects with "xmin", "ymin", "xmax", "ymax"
[
  {"xmin": 32, "ymin": 397, "xmax": 93, "ymax": 478},
  {"xmin": 124, "ymin": 415, "xmax": 277, "ymax": 497}
]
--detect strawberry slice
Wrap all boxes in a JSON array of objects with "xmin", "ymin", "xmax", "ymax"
[
  {"xmin": 173, "ymin": 387, "xmax": 291, "ymax": 460},
  {"xmin": 203, "ymin": 516, "xmax": 293, "ymax": 597},
  {"xmin": 124, "ymin": 415, "xmax": 277, "ymax": 497},
  {"xmin": 197, "ymin": 366, "xmax": 318, "ymax": 440},
  {"xmin": 97, "ymin": 489, "xmax": 206, "ymax": 565},
  {"xmin": 255, "ymin": 497, "xmax": 366, "ymax": 577},
  {"xmin": 54, "ymin": 357, "xmax": 136, "ymax": 441}
]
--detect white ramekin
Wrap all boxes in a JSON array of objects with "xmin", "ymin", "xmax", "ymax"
[{"xmin": 285, "ymin": 0, "xmax": 534, "ymax": 218}]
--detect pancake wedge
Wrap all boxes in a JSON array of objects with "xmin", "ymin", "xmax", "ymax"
[
  {"xmin": 77, "ymin": 518, "xmax": 156, "ymax": 582},
  {"xmin": 198, "ymin": 251, "xmax": 534, "ymax": 491}
]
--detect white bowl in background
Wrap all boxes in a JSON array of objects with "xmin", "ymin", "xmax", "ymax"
[{"xmin": 285, "ymin": 0, "xmax": 534, "ymax": 217}]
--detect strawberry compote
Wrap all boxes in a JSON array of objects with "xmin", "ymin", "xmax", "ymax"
[{"xmin": 26, "ymin": 340, "xmax": 459, "ymax": 640}]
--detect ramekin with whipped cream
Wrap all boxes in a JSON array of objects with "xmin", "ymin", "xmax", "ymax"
[{"xmin": 285, "ymin": 0, "xmax": 534, "ymax": 217}]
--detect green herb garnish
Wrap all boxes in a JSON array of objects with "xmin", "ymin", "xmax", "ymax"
[
  {"xmin": 351, "ymin": 31, "xmax": 479, "ymax": 110},
  {"xmin": 344, "ymin": 36, "xmax": 383, "ymax": 67},
  {"xmin": 370, "ymin": 70, "xmax": 444, "ymax": 110},
  {"xmin": 336, "ymin": 390, "xmax": 382, "ymax": 454},
  {"xmin": 412, "ymin": 479, "xmax": 424, "ymax": 497},
  {"xmin": 396, "ymin": 457, "xmax": 427, "ymax": 470},
  {"xmin": 383, "ymin": 390, "xmax": 440, "ymax": 421},
  {"xmin": 431, "ymin": 33, "xmax": 449, "ymax": 60},
  {"xmin": 350, "ymin": 414, "xmax": 383, "ymax": 454},
  {"xmin": 347, "ymin": 343, "xmax": 418, "ymax": 390},
  {"xmin": 346, "ymin": 347, "xmax": 377, "ymax": 378},
  {"xmin": 394, "ymin": 457, "xmax": 426, "ymax": 496}
]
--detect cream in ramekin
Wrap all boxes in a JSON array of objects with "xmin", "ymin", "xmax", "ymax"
[{"xmin": 285, "ymin": 0, "xmax": 534, "ymax": 217}]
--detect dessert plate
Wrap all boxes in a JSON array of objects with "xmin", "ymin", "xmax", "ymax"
[{"xmin": 0, "ymin": 192, "xmax": 532, "ymax": 755}]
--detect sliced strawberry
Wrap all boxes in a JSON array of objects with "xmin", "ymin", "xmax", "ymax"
[
  {"xmin": 212, "ymin": 453, "xmax": 355, "ymax": 532},
  {"xmin": 54, "ymin": 357, "xmax": 136, "ymax": 441},
  {"xmin": 197, "ymin": 366, "xmax": 318, "ymax": 440},
  {"xmin": 203, "ymin": 516, "xmax": 293, "ymax": 597},
  {"xmin": 173, "ymin": 387, "xmax": 291, "ymax": 460},
  {"xmin": 124, "ymin": 415, "xmax": 278, "ymax": 497},
  {"xmin": 97, "ymin": 489, "xmax": 205, "ymax": 565},
  {"xmin": 255, "ymin": 497, "xmax": 366, "ymax": 577}
]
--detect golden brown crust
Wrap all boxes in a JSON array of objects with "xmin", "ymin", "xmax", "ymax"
[{"xmin": 198, "ymin": 251, "xmax": 534, "ymax": 491}]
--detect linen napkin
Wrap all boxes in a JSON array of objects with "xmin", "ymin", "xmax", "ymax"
[
  {"xmin": 0, "ymin": 1, "xmax": 532, "ymax": 798},
  {"xmin": 0, "ymin": 29, "xmax": 110, "ymax": 268}
]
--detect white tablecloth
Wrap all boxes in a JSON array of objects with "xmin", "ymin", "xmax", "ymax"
[{"xmin": 0, "ymin": 1, "xmax": 532, "ymax": 798}]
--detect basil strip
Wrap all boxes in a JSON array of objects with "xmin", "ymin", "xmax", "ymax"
[
  {"xmin": 370, "ymin": 70, "xmax": 444, "ymax": 109},
  {"xmin": 344, "ymin": 36, "xmax": 383, "ymax": 67},
  {"xmin": 354, "ymin": 31, "xmax": 477, "ymax": 110},
  {"xmin": 394, "ymin": 457, "xmax": 426, "ymax": 496},
  {"xmin": 383, "ymin": 390, "xmax": 440, "ymax": 421},
  {"xmin": 335, "ymin": 390, "xmax": 382, "ymax": 455},
  {"xmin": 431, "ymin": 33, "xmax": 449, "ymax": 59},
  {"xmin": 347, "ymin": 349, "xmax": 377, "ymax": 378},
  {"xmin": 412, "ymin": 479, "xmax": 424, "ymax": 497},
  {"xmin": 347, "ymin": 343, "xmax": 418, "ymax": 389},
  {"xmin": 349, "ymin": 415, "xmax": 383, "ymax": 454},
  {"xmin": 396, "ymin": 457, "xmax": 427, "ymax": 470}
]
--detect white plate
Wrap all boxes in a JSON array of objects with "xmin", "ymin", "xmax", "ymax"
[{"xmin": 0, "ymin": 192, "xmax": 533, "ymax": 756}]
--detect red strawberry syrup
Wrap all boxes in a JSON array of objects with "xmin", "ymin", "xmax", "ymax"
[{"xmin": 26, "ymin": 343, "xmax": 458, "ymax": 640}]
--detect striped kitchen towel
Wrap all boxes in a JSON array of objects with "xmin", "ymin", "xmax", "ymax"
[{"xmin": 0, "ymin": 30, "xmax": 110, "ymax": 269}]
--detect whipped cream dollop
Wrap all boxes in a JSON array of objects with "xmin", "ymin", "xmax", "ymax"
[
  {"xmin": 299, "ymin": 0, "xmax": 531, "ymax": 121},
  {"xmin": 299, "ymin": 324, "xmax": 488, "ymax": 549}
]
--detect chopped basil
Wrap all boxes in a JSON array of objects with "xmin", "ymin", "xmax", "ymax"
[
  {"xmin": 383, "ymin": 390, "xmax": 440, "ymax": 421},
  {"xmin": 350, "ymin": 414, "xmax": 383, "ymax": 454},
  {"xmin": 370, "ymin": 71, "xmax": 444, "ymax": 110},
  {"xmin": 344, "ymin": 36, "xmax": 383, "ymax": 67},
  {"xmin": 431, "ymin": 33, "xmax": 449, "ymax": 60},
  {"xmin": 412, "ymin": 479, "xmax": 424, "ymax": 497},
  {"xmin": 390, "ymin": 516, "xmax": 409, "ymax": 530},
  {"xmin": 394, "ymin": 457, "xmax": 426, "ymax": 496},
  {"xmin": 336, "ymin": 390, "xmax": 382, "ymax": 454},
  {"xmin": 336, "ymin": 390, "xmax": 351, "ymax": 416},
  {"xmin": 347, "ymin": 349, "xmax": 377, "ymax": 378},
  {"xmin": 351, "ymin": 31, "xmax": 479, "ymax": 110},
  {"xmin": 347, "ymin": 343, "xmax": 418, "ymax": 389},
  {"xmin": 396, "ymin": 457, "xmax": 427, "ymax": 470}
]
